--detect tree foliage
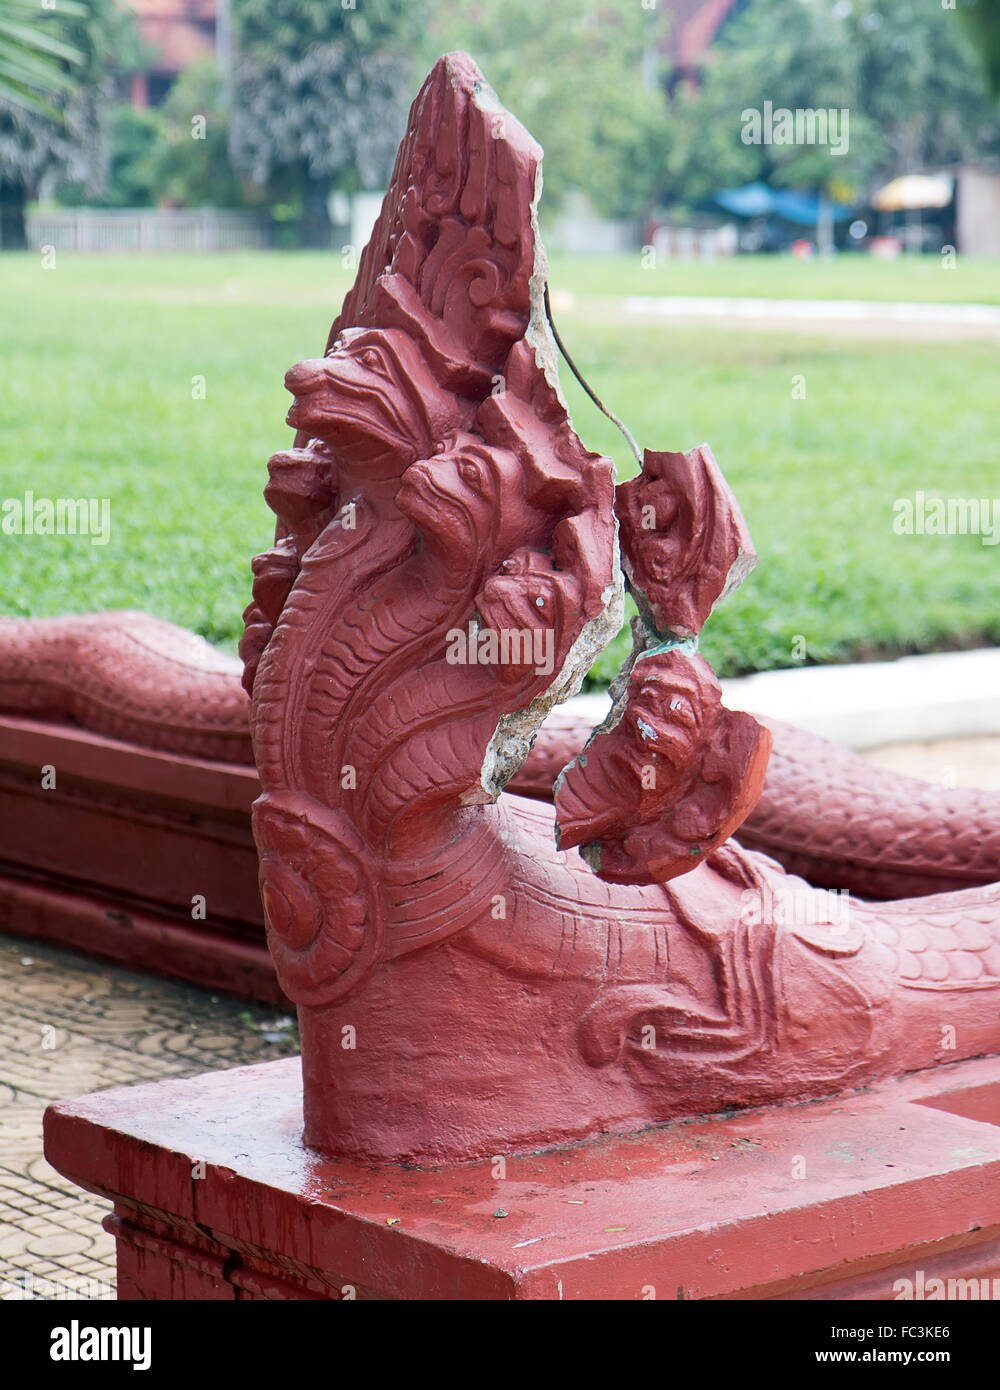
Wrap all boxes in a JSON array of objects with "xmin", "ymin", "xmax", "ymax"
[
  {"xmin": 0, "ymin": 0, "xmax": 111, "ymax": 194},
  {"xmin": 0, "ymin": 0, "xmax": 142, "ymax": 244},
  {"xmin": 89, "ymin": 103, "xmax": 161, "ymax": 207},
  {"xmin": 0, "ymin": 0, "xmax": 87, "ymax": 115},
  {"xmin": 956, "ymin": 0, "xmax": 1000, "ymax": 100},
  {"xmin": 228, "ymin": 0, "xmax": 420, "ymax": 241},
  {"xmin": 666, "ymin": 0, "xmax": 1000, "ymax": 207},
  {"xmin": 156, "ymin": 57, "xmax": 244, "ymax": 208}
]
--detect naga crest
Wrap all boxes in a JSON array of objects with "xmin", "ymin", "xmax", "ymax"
[{"xmin": 241, "ymin": 52, "xmax": 768, "ymax": 1009}]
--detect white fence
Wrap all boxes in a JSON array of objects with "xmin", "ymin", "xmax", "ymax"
[
  {"xmin": 26, "ymin": 208, "xmax": 268, "ymax": 253},
  {"xmin": 651, "ymin": 223, "xmax": 739, "ymax": 260},
  {"xmin": 546, "ymin": 214, "xmax": 640, "ymax": 255}
]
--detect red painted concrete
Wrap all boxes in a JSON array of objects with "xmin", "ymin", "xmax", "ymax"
[
  {"xmin": 236, "ymin": 54, "xmax": 1000, "ymax": 1165},
  {"xmin": 555, "ymin": 650, "xmax": 772, "ymax": 883},
  {"xmin": 0, "ymin": 873, "xmax": 280, "ymax": 1004},
  {"xmin": 2, "ymin": 689, "xmax": 998, "ymax": 1003},
  {"xmin": 2, "ymin": 658, "xmax": 995, "ymax": 905},
  {"xmin": 0, "ymin": 713, "xmax": 278, "ymax": 1001},
  {"xmin": 616, "ymin": 444, "xmax": 757, "ymax": 640},
  {"xmin": 530, "ymin": 710, "xmax": 1000, "ymax": 899},
  {"xmin": 0, "ymin": 612, "xmax": 252, "ymax": 763},
  {"xmin": 43, "ymin": 1053, "xmax": 1000, "ymax": 1300}
]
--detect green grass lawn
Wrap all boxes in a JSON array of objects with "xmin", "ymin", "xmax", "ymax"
[
  {"xmin": 2, "ymin": 250, "xmax": 998, "ymax": 687},
  {"xmin": 550, "ymin": 250, "xmax": 1000, "ymax": 304}
]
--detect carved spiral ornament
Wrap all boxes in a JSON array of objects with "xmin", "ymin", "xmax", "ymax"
[{"xmin": 252, "ymin": 794, "xmax": 384, "ymax": 1008}]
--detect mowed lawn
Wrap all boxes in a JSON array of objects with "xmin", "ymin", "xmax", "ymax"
[
  {"xmin": 2, "ymin": 250, "xmax": 999, "ymax": 685},
  {"xmin": 553, "ymin": 250, "xmax": 1000, "ymax": 303}
]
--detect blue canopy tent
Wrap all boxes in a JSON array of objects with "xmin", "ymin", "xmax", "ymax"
[
  {"xmin": 715, "ymin": 183, "xmax": 854, "ymax": 224},
  {"xmin": 713, "ymin": 182, "xmax": 776, "ymax": 218},
  {"xmin": 714, "ymin": 183, "xmax": 854, "ymax": 248}
]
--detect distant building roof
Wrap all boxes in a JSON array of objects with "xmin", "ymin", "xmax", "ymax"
[
  {"xmin": 663, "ymin": 0, "xmax": 743, "ymax": 80},
  {"xmin": 129, "ymin": 0, "xmax": 217, "ymax": 75}
]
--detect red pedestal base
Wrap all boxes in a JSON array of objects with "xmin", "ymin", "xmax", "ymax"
[{"xmin": 43, "ymin": 1055, "xmax": 1000, "ymax": 1300}]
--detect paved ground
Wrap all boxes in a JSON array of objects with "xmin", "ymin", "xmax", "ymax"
[
  {"xmin": 865, "ymin": 735, "xmax": 1000, "ymax": 791},
  {"xmin": 0, "ymin": 936, "xmax": 298, "ymax": 1300},
  {"xmin": 1, "ymin": 735, "xmax": 997, "ymax": 1300},
  {"xmin": 549, "ymin": 290, "xmax": 1000, "ymax": 341}
]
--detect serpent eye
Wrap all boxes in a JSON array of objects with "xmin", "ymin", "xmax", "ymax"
[
  {"xmin": 668, "ymin": 694, "xmax": 696, "ymax": 726},
  {"xmin": 360, "ymin": 349, "xmax": 381, "ymax": 368},
  {"xmin": 458, "ymin": 459, "xmax": 482, "ymax": 489}
]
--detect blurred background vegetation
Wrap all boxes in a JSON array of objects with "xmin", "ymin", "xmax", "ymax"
[
  {"xmin": 2, "ymin": 1, "xmax": 1000, "ymax": 688},
  {"xmin": 2, "ymin": 0, "xmax": 999, "ymax": 247}
]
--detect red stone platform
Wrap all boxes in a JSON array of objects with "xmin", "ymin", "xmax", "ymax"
[{"xmin": 43, "ymin": 1053, "xmax": 1000, "ymax": 1300}]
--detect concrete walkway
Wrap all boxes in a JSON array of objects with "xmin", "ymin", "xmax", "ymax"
[
  {"xmin": 621, "ymin": 295, "xmax": 1000, "ymax": 339},
  {"xmin": 864, "ymin": 735, "xmax": 1000, "ymax": 792}
]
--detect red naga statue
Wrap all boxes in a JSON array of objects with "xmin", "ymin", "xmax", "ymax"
[{"xmin": 237, "ymin": 54, "xmax": 1000, "ymax": 1164}]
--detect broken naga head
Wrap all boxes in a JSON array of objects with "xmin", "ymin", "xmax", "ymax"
[{"xmin": 555, "ymin": 648, "xmax": 773, "ymax": 885}]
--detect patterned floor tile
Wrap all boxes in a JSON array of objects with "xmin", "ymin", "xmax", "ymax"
[{"xmin": 0, "ymin": 933, "xmax": 298, "ymax": 1300}]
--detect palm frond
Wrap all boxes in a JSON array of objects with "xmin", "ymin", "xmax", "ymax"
[{"xmin": 0, "ymin": 0, "xmax": 87, "ymax": 115}]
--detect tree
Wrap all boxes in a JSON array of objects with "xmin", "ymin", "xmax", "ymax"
[
  {"xmin": 154, "ymin": 57, "xmax": 244, "ymax": 208},
  {"xmin": 424, "ymin": 1, "xmax": 674, "ymax": 220},
  {"xmin": 665, "ymin": 1, "xmax": 866, "ymax": 206},
  {"xmin": 100, "ymin": 105, "xmax": 161, "ymax": 207},
  {"xmin": 665, "ymin": 0, "xmax": 1000, "ymax": 212},
  {"xmin": 0, "ymin": 0, "xmax": 138, "ymax": 248},
  {"xmin": 228, "ymin": 0, "xmax": 420, "ymax": 246},
  {"xmin": 851, "ymin": 0, "xmax": 1000, "ymax": 176},
  {"xmin": 956, "ymin": 0, "xmax": 1000, "ymax": 100}
]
